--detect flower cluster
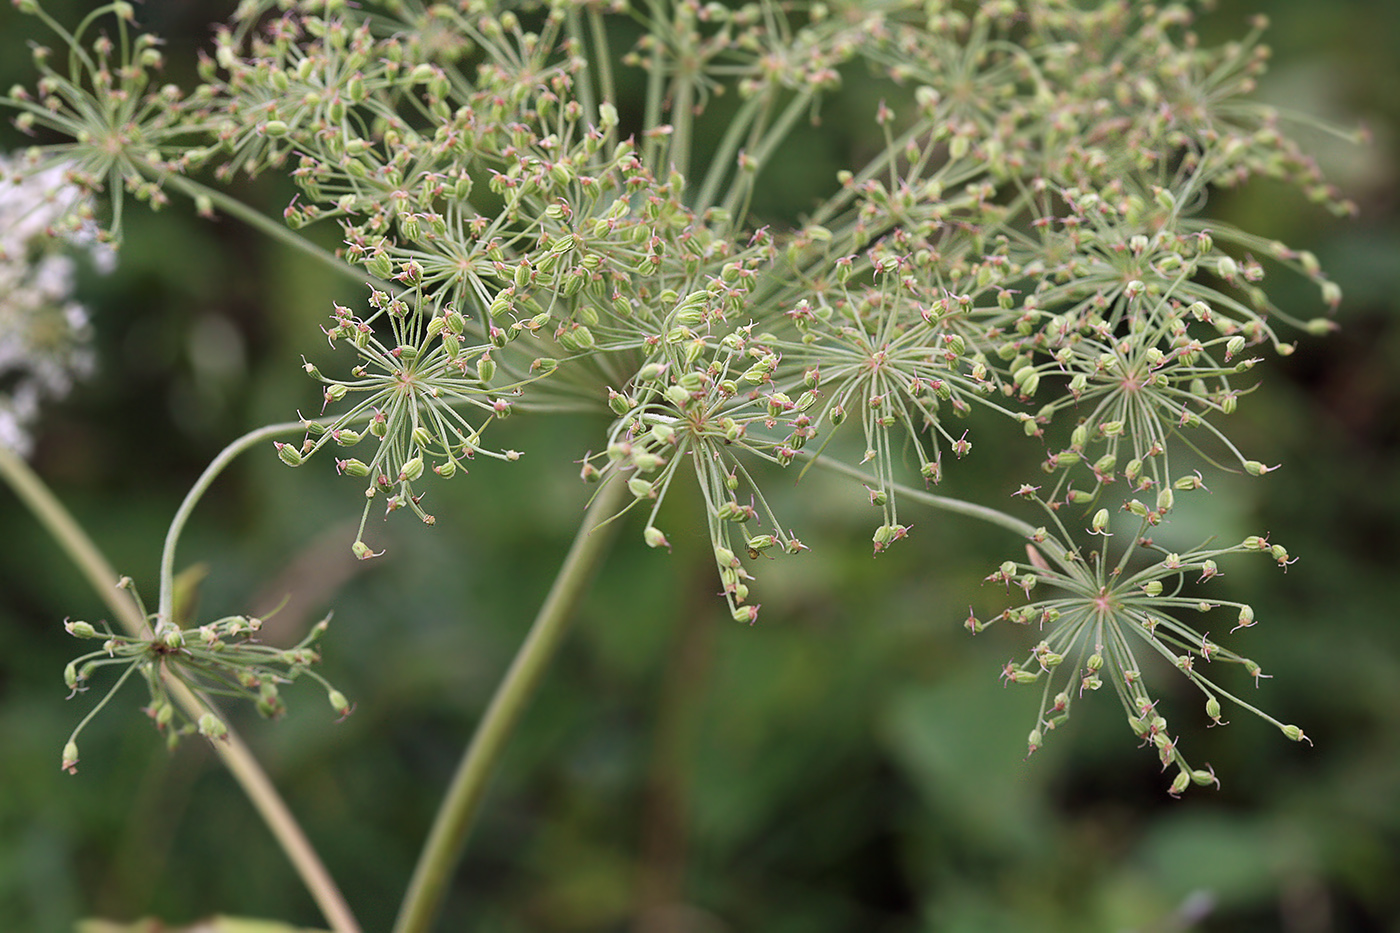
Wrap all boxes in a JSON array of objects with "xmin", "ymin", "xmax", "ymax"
[
  {"xmin": 60, "ymin": 578, "xmax": 350, "ymax": 775},
  {"xmin": 0, "ymin": 152, "xmax": 111, "ymax": 455},
  {"xmin": 5, "ymin": 0, "xmax": 1353, "ymax": 788},
  {"xmin": 971, "ymin": 489, "xmax": 1309, "ymax": 793}
]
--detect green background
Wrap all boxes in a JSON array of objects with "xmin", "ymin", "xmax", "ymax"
[{"xmin": 1, "ymin": 2, "xmax": 1398, "ymax": 930}]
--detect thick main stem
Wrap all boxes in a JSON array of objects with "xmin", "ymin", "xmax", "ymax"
[
  {"xmin": 393, "ymin": 477, "xmax": 629, "ymax": 933},
  {"xmin": 0, "ymin": 443, "xmax": 361, "ymax": 933}
]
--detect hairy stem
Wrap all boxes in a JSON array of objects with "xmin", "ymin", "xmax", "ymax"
[
  {"xmin": 0, "ymin": 442, "xmax": 361, "ymax": 933},
  {"xmin": 393, "ymin": 476, "xmax": 629, "ymax": 933}
]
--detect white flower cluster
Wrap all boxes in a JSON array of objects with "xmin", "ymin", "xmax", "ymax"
[{"xmin": 0, "ymin": 152, "xmax": 113, "ymax": 455}]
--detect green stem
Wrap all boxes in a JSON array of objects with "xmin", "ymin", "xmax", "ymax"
[
  {"xmin": 393, "ymin": 476, "xmax": 629, "ymax": 933},
  {"xmin": 0, "ymin": 442, "xmax": 361, "ymax": 933},
  {"xmin": 805, "ymin": 453, "xmax": 1040, "ymax": 540},
  {"xmin": 164, "ymin": 176, "xmax": 392, "ymax": 293},
  {"xmin": 158, "ymin": 420, "xmax": 306, "ymax": 625}
]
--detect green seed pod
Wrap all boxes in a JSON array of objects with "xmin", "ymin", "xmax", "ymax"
[
  {"xmin": 643, "ymin": 526, "xmax": 669, "ymax": 549},
  {"xmin": 401, "ymin": 456, "xmax": 424, "ymax": 482},
  {"xmin": 198, "ymin": 713, "xmax": 228, "ymax": 739},
  {"xmin": 65, "ymin": 619, "xmax": 98, "ymax": 639},
  {"xmin": 627, "ymin": 477, "xmax": 655, "ymax": 498},
  {"xmin": 338, "ymin": 458, "xmax": 370, "ymax": 477}
]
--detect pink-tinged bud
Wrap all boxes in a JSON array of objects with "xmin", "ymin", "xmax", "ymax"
[
  {"xmin": 1320, "ymin": 280, "xmax": 1342, "ymax": 309},
  {"xmin": 579, "ymin": 461, "xmax": 600, "ymax": 483},
  {"xmin": 732, "ymin": 604, "xmax": 759, "ymax": 624},
  {"xmin": 747, "ymin": 534, "xmax": 777, "ymax": 553},
  {"xmin": 1191, "ymin": 766, "xmax": 1220, "ymax": 789},
  {"xmin": 1232, "ymin": 605, "xmax": 1256, "ymax": 632},
  {"xmin": 337, "ymin": 458, "xmax": 370, "ymax": 477},
  {"xmin": 434, "ymin": 459, "xmax": 458, "ymax": 479},
  {"xmin": 1090, "ymin": 509, "xmax": 1111, "ymax": 535},
  {"xmin": 1242, "ymin": 535, "xmax": 1269, "ymax": 550},
  {"xmin": 351, "ymin": 540, "xmax": 384, "ymax": 560},
  {"xmin": 1175, "ymin": 472, "xmax": 1207, "ymax": 491},
  {"xmin": 61, "ymin": 741, "xmax": 80, "ymax": 775},
  {"xmin": 65, "ymin": 619, "xmax": 98, "ymax": 639},
  {"xmin": 274, "ymin": 441, "xmax": 304, "ymax": 467},
  {"xmin": 1169, "ymin": 769, "xmax": 1191, "ymax": 797},
  {"xmin": 643, "ymin": 526, "xmax": 670, "ymax": 550},
  {"xmin": 197, "ymin": 713, "xmax": 228, "ymax": 740},
  {"xmin": 328, "ymin": 689, "xmax": 353, "ymax": 720}
]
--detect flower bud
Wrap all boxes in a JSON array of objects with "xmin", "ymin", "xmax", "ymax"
[
  {"xmin": 328, "ymin": 689, "xmax": 352, "ymax": 718},
  {"xmin": 1169, "ymin": 769, "xmax": 1191, "ymax": 796},
  {"xmin": 732, "ymin": 604, "xmax": 759, "ymax": 624},
  {"xmin": 352, "ymin": 539, "xmax": 383, "ymax": 560},
  {"xmin": 1090, "ymin": 508, "xmax": 1110, "ymax": 534},
  {"xmin": 198, "ymin": 713, "xmax": 228, "ymax": 740},
  {"xmin": 275, "ymin": 442, "xmax": 304, "ymax": 467},
  {"xmin": 627, "ymin": 477, "xmax": 655, "ymax": 498},
  {"xmin": 65, "ymin": 619, "xmax": 98, "ymax": 639},
  {"xmin": 1233, "ymin": 605, "xmax": 1255, "ymax": 631},
  {"xmin": 61, "ymin": 741, "xmax": 80, "ymax": 775},
  {"xmin": 1280, "ymin": 724, "xmax": 1312, "ymax": 744}
]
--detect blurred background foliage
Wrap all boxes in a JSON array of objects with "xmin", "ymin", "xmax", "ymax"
[{"xmin": 1, "ymin": 1, "xmax": 1398, "ymax": 931}]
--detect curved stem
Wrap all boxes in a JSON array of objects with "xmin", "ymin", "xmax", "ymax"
[
  {"xmin": 393, "ymin": 476, "xmax": 629, "ymax": 933},
  {"xmin": 0, "ymin": 443, "xmax": 361, "ymax": 933},
  {"xmin": 805, "ymin": 453, "xmax": 1040, "ymax": 540},
  {"xmin": 158, "ymin": 421, "xmax": 306, "ymax": 624}
]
